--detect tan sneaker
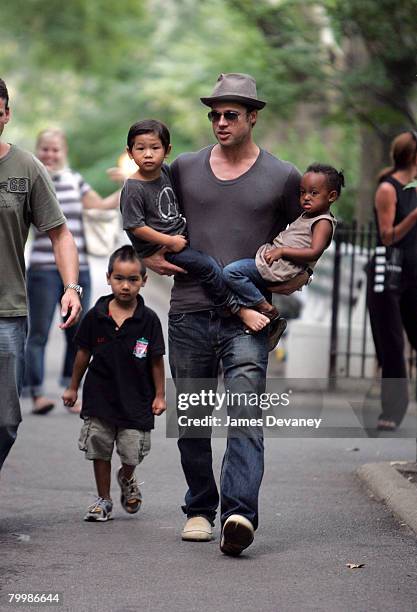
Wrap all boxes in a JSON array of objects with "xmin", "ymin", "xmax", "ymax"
[
  {"xmin": 181, "ymin": 516, "xmax": 213, "ymax": 541},
  {"xmin": 220, "ymin": 515, "xmax": 254, "ymax": 556}
]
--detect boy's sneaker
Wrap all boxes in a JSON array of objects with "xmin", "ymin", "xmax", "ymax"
[
  {"xmin": 268, "ymin": 317, "xmax": 287, "ymax": 352},
  {"xmin": 84, "ymin": 497, "xmax": 113, "ymax": 522},
  {"xmin": 117, "ymin": 467, "xmax": 142, "ymax": 514}
]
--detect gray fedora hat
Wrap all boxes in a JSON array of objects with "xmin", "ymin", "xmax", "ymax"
[{"xmin": 200, "ymin": 73, "xmax": 266, "ymax": 110}]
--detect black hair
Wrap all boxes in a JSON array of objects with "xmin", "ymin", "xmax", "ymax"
[
  {"xmin": 305, "ymin": 163, "xmax": 345, "ymax": 196},
  {"xmin": 127, "ymin": 119, "xmax": 170, "ymax": 152},
  {"xmin": 107, "ymin": 245, "xmax": 146, "ymax": 277},
  {"xmin": 0, "ymin": 78, "xmax": 9, "ymax": 109}
]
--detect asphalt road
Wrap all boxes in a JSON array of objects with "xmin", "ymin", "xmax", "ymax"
[{"xmin": 1, "ymin": 258, "xmax": 417, "ymax": 612}]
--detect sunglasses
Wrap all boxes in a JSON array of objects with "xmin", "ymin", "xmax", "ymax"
[{"xmin": 207, "ymin": 110, "xmax": 242, "ymax": 123}]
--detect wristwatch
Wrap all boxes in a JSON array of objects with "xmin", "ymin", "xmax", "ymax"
[{"xmin": 64, "ymin": 283, "xmax": 83, "ymax": 298}]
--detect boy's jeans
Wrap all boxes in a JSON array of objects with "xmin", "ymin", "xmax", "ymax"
[
  {"xmin": 24, "ymin": 268, "xmax": 91, "ymax": 395},
  {"xmin": 223, "ymin": 258, "xmax": 269, "ymax": 307},
  {"xmin": 0, "ymin": 317, "xmax": 27, "ymax": 470},
  {"xmin": 168, "ymin": 310, "xmax": 268, "ymax": 529},
  {"xmin": 166, "ymin": 248, "xmax": 239, "ymax": 312}
]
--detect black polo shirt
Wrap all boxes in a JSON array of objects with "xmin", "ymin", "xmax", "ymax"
[{"xmin": 76, "ymin": 294, "xmax": 165, "ymax": 430}]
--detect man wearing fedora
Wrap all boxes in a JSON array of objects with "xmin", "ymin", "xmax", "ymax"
[{"xmin": 144, "ymin": 73, "xmax": 304, "ymax": 555}]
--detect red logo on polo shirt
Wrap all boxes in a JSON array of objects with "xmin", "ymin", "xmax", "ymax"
[{"xmin": 133, "ymin": 337, "xmax": 149, "ymax": 359}]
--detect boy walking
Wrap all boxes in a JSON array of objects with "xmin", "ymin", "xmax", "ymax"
[{"xmin": 63, "ymin": 245, "xmax": 166, "ymax": 521}]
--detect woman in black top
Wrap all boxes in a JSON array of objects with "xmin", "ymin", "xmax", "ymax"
[{"xmin": 368, "ymin": 131, "xmax": 417, "ymax": 431}]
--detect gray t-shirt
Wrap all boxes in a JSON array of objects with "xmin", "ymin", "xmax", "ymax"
[
  {"xmin": 0, "ymin": 145, "xmax": 66, "ymax": 316},
  {"xmin": 170, "ymin": 145, "xmax": 302, "ymax": 313},
  {"xmin": 120, "ymin": 164, "xmax": 186, "ymax": 258}
]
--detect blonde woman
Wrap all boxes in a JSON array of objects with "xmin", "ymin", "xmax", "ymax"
[{"xmin": 25, "ymin": 129, "xmax": 120, "ymax": 414}]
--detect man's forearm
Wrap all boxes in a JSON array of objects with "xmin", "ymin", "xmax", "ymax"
[
  {"xmin": 268, "ymin": 270, "xmax": 309, "ymax": 295},
  {"xmin": 142, "ymin": 250, "xmax": 186, "ymax": 276}
]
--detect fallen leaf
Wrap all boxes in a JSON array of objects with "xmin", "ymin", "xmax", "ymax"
[
  {"xmin": 12, "ymin": 533, "xmax": 30, "ymax": 542},
  {"xmin": 346, "ymin": 563, "xmax": 365, "ymax": 569}
]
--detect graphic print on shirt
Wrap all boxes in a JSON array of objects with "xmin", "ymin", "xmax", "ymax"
[
  {"xmin": 0, "ymin": 178, "xmax": 28, "ymax": 208},
  {"xmin": 157, "ymin": 186, "xmax": 180, "ymax": 221},
  {"xmin": 133, "ymin": 337, "xmax": 149, "ymax": 359}
]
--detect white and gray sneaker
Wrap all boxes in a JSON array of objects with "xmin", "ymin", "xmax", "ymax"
[
  {"xmin": 117, "ymin": 467, "xmax": 142, "ymax": 514},
  {"xmin": 84, "ymin": 497, "xmax": 113, "ymax": 522}
]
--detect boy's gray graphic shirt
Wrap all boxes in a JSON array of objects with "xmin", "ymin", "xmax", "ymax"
[{"xmin": 120, "ymin": 164, "xmax": 186, "ymax": 258}]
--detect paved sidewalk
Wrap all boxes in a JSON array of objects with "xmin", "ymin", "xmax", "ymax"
[
  {"xmin": 2, "ymin": 263, "xmax": 417, "ymax": 611},
  {"xmin": 1, "ymin": 393, "xmax": 417, "ymax": 612}
]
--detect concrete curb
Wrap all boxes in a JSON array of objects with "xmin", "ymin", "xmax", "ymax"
[{"xmin": 357, "ymin": 462, "xmax": 417, "ymax": 535}]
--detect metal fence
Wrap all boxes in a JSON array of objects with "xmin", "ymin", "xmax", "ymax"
[{"xmin": 328, "ymin": 221, "xmax": 415, "ymax": 385}]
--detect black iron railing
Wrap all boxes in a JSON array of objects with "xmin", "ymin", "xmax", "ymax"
[
  {"xmin": 328, "ymin": 221, "xmax": 416, "ymax": 385},
  {"xmin": 329, "ymin": 221, "xmax": 376, "ymax": 383}
]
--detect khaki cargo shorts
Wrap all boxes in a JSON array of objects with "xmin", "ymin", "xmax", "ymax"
[{"xmin": 78, "ymin": 417, "xmax": 151, "ymax": 466}]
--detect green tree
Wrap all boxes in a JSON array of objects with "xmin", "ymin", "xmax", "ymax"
[
  {"xmin": 1, "ymin": 0, "xmax": 278, "ymax": 194},
  {"xmin": 327, "ymin": 0, "xmax": 417, "ymax": 223},
  {"xmin": 1, "ymin": 0, "xmax": 147, "ymax": 75},
  {"xmin": 5, "ymin": 0, "xmax": 411, "ymax": 222},
  {"xmin": 227, "ymin": 0, "xmax": 417, "ymax": 223}
]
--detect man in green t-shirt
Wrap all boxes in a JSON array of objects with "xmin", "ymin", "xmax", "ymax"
[{"xmin": 0, "ymin": 78, "xmax": 82, "ymax": 471}]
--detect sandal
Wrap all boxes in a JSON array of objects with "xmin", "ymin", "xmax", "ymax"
[
  {"xmin": 376, "ymin": 419, "xmax": 397, "ymax": 431},
  {"xmin": 31, "ymin": 396, "xmax": 55, "ymax": 415},
  {"xmin": 268, "ymin": 317, "xmax": 287, "ymax": 352}
]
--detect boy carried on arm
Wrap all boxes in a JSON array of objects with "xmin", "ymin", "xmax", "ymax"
[{"xmin": 120, "ymin": 119, "xmax": 271, "ymax": 334}]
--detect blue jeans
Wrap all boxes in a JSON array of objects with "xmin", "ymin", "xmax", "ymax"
[
  {"xmin": 0, "ymin": 316, "xmax": 27, "ymax": 470},
  {"xmin": 168, "ymin": 310, "xmax": 268, "ymax": 529},
  {"xmin": 24, "ymin": 268, "xmax": 91, "ymax": 395},
  {"xmin": 166, "ymin": 248, "xmax": 239, "ymax": 312},
  {"xmin": 223, "ymin": 258, "xmax": 269, "ymax": 307}
]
